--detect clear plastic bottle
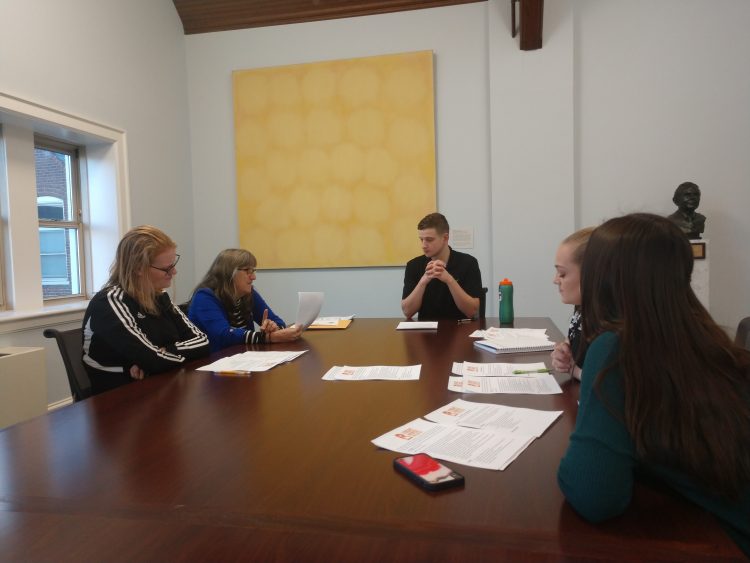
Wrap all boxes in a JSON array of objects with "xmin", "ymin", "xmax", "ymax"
[{"xmin": 499, "ymin": 278, "xmax": 514, "ymax": 324}]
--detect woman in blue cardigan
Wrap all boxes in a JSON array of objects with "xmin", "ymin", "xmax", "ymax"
[
  {"xmin": 189, "ymin": 249, "xmax": 301, "ymax": 352},
  {"xmin": 557, "ymin": 213, "xmax": 749, "ymax": 556}
]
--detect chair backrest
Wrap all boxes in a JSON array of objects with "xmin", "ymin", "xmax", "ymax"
[
  {"xmin": 43, "ymin": 328, "xmax": 92, "ymax": 402},
  {"xmin": 479, "ymin": 287, "xmax": 488, "ymax": 319},
  {"xmin": 735, "ymin": 317, "xmax": 750, "ymax": 351}
]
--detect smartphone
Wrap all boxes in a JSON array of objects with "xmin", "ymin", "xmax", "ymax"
[{"xmin": 393, "ymin": 453, "xmax": 465, "ymax": 491}]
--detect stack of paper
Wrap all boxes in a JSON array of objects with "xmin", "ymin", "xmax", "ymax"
[
  {"xmin": 309, "ymin": 315, "xmax": 354, "ymax": 330},
  {"xmin": 322, "ymin": 365, "xmax": 421, "ymax": 381},
  {"xmin": 472, "ymin": 328, "xmax": 555, "ymax": 354},
  {"xmin": 197, "ymin": 350, "xmax": 307, "ymax": 375},
  {"xmin": 448, "ymin": 361, "xmax": 562, "ymax": 394},
  {"xmin": 371, "ymin": 399, "xmax": 562, "ymax": 470}
]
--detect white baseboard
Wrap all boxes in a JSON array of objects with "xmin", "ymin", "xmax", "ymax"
[{"xmin": 48, "ymin": 397, "xmax": 74, "ymax": 411}]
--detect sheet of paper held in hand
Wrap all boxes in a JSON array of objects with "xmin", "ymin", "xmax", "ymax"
[
  {"xmin": 372, "ymin": 399, "xmax": 562, "ymax": 470},
  {"xmin": 197, "ymin": 350, "xmax": 307, "ymax": 373},
  {"xmin": 322, "ymin": 365, "xmax": 421, "ymax": 381},
  {"xmin": 396, "ymin": 321, "xmax": 438, "ymax": 330},
  {"xmin": 295, "ymin": 291, "xmax": 324, "ymax": 330}
]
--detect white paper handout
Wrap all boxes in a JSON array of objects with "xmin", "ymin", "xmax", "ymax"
[
  {"xmin": 296, "ymin": 292, "xmax": 324, "ymax": 330},
  {"xmin": 322, "ymin": 365, "xmax": 421, "ymax": 381},
  {"xmin": 469, "ymin": 327, "xmax": 550, "ymax": 339},
  {"xmin": 397, "ymin": 321, "xmax": 438, "ymax": 330},
  {"xmin": 311, "ymin": 315, "xmax": 354, "ymax": 326},
  {"xmin": 424, "ymin": 399, "xmax": 562, "ymax": 438},
  {"xmin": 460, "ymin": 373, "xmax": 562, "ymax": 394},
  {"xmin": 371, "ymin": 418, "xmax": 534, "ymax": 471},
  {"xmin": 452, "ymin": 361, "xmax": 548, "ymax": 377},
  {"xmin": 197, "ymin": 350, "xmax": 306, "ymax": 373}
]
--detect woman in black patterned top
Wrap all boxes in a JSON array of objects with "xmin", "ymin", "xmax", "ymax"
[{"xmin": 551, "ymin": 227, "xmax": 594, "ymax": 381}]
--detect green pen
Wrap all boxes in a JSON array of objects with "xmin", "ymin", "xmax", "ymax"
[{"xmin": 512, "ymin": 368, "xmax": 551, "ymax": 374}]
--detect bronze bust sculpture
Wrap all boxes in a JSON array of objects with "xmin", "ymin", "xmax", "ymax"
[{"xmin": 667, "ymin": 182, "xmax": 705, "ymax": 239}]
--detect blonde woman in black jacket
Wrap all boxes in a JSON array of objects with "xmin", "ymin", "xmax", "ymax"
[{"xmin": 82, "ymin": 226, "xmax": 209, "ymax": 394}]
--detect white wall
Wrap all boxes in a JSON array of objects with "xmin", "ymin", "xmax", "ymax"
[
  {"xmin": 488, "ymin": 0, "xmax": 575, "ymax": 329},
  {"xmin": 0, "ymin": 0, "xmax": 195, "ymax": 404},
  {"xmin": 185, "ymin": 4, "xmax": 493, "ymax": 322},
  {"xmin": 185, "ymin": 0, "xmax": 750, "ymax": 332},
  {"xmin": 575, "ymin": 0, "xmax": 750, "ymax": 332}
]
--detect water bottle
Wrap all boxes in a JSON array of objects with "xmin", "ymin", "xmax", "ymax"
[{"xmin": 498, "ymin": 278, "xmax": 514, "ymax": 324}]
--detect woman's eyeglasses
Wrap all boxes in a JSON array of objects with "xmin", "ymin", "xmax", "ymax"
[
  {"xmin": 237, "ymin": 267, "xmax": 257, "ymax": 275},
  {"xmin": 150, "ymin": 254, "xmax": 180, "ymax": 274}
]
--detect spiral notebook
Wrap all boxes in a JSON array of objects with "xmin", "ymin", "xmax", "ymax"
[{"xmin": 473, "ymin": 337, "xmax": 555, "ymax": 355}]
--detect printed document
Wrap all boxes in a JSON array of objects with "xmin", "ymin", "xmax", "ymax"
[
  {"xmin": 469, "ymin": 327, "xmax": 550, "ymax": 339},
  {"xmin": 371, "ymin": 418, "xmax": 534, "ymax": 471},
  {"xmin": 311, "ymin": 315, "xmax": 353, "ymax": 326},
  {"xmin": 322, "ymin": 365, "xmax": 421, "ymax": 381},
  {"xmin": 396, "ymin": 321, "xmax": 438, "ymax": 330},
  {"xmin": 423, "ymin": 399, "xmax": 561, "ymax": 437},
  {"xmin": 197, "ymin": 350, "xmax": 306, "ymax": 373},
  {"xmin": 451, "ymin": 361, "xmax": 547, "ymax": 377},
  {"xmin": 448, "ymin": 374, "xmax": 562, "ymax": 394}
]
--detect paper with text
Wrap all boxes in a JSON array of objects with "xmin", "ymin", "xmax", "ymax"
[
  {"xmin": 322, "ymin": 365, "xmax": 421, "ymax": 381},
  {"xmin": 371, "ymin": 418, "xmax": 534, "ymax": 471},
  {"xmin": 451, "ymin": 361, "xmax": 547, "ymax": 377},
  {"xmin": 456, "ymin": 373, "xmax": 562, "ymax": 394},
  {"xmin": 197, "ymin": 350, "xmax": 306, "ymax": 373},
  {"xmin": 397, "ymin": 321, "xmax": 438, "ymax": 330},
  {"xmin": 424, "ymin": 399, "xmax": 562, "ymax": 437}
]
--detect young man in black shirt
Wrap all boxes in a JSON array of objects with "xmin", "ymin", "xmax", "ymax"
[{"xmin": 401, "ymin": 213, "xmax": 482, "ymax": 320}]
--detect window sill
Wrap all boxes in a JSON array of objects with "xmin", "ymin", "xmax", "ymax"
[{"xmin": 0, "ymin": 300, "xmax": 89, "ymax": 335}]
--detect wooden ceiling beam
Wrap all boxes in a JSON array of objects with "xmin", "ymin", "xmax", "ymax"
[{"xmin": 173, "ymin": 0, "xmax": 487, "ymax": 35}]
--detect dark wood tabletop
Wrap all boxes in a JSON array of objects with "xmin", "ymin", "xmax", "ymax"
[{"xmin": 0, "ymin": 318, "xmax": 744, "ymax": 562}]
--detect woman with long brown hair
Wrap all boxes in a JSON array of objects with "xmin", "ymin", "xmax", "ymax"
[
  {"xmin": 188, "ymin": 248, "xmax": 301, "ymax": 352},
  {"xmin": 557, "ymin": 213, "xmax": 749, "ymax": 556},
  {"xmin": 82, "ymin": 226, "xmax": 209, "ymax": 394}
]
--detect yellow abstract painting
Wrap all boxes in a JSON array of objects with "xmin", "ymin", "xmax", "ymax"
[{"xmin": 233, "ymin": 50, "xmax": 436, "ymax": 269}]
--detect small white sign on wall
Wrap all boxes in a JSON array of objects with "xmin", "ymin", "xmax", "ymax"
[
  {"xmin": 451, "ymin": 228, "xmax": 474, "ymax": 249},
  {"xmin": 691, "ymin": 239, "xmax": 709, "ymax": 310}
]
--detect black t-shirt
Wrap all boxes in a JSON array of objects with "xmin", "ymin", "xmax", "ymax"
[{"xmin": 402, "ymin": 248, "xmax": 482, "ymax": 320}]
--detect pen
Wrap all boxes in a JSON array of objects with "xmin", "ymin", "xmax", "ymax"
[
  {"xmin": 214, "ymin": 370, "xmax": 252, "ymax": 376},
  {"xmin": 512, "ymin": 368, "xmax": 551, "ymax": 374},
  {"xmin": 457, "ymin": 318, "xmax": 473, "ymax": 324}
]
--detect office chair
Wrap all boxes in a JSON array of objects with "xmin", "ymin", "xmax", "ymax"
[
  {"xmin": 479, "ymin": 287, "xmax": 488, "ymax": 319},
  {"xmin": 735, "ymin": 317, "xmax": 750, "ymax": 351},
  {"xmin": 43, "ymin": 328, "xmax": 92, "ymax": 402}
]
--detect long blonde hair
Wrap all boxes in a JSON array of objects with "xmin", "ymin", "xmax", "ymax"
[
  {"xmin": 562, "ymin": 226, "xmax": 595, "ymax": 266},
  {"xmin": 105, "ymin": 225, "xmax": 176, "ymax": 315}
]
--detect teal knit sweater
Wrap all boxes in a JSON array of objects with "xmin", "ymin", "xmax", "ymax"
[{"xmin": 558, "ymin": 331, "xmax": 749, "ymax": 557}]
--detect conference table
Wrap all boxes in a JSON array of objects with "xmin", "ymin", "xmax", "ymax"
[{"xmin": 0, "ymin": 318, "xmax": 744, "ymax": 562}]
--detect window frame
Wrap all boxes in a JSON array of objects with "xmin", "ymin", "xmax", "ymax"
[
  {"xmin": 0, "ymin": 91, "xmax": 130, "ymax": 325},
  {"xmin": 35, "ymin": 135, "xmax": 87, "ymax": 302}
]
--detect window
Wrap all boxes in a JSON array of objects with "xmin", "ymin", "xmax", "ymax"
[
  {"xmin": 0, "ymin": 92, "xmax": 129, "ymax": 318},
  {"xmin": 35, "ymin": 138, "xmax": 84, "ymax": 300}
]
